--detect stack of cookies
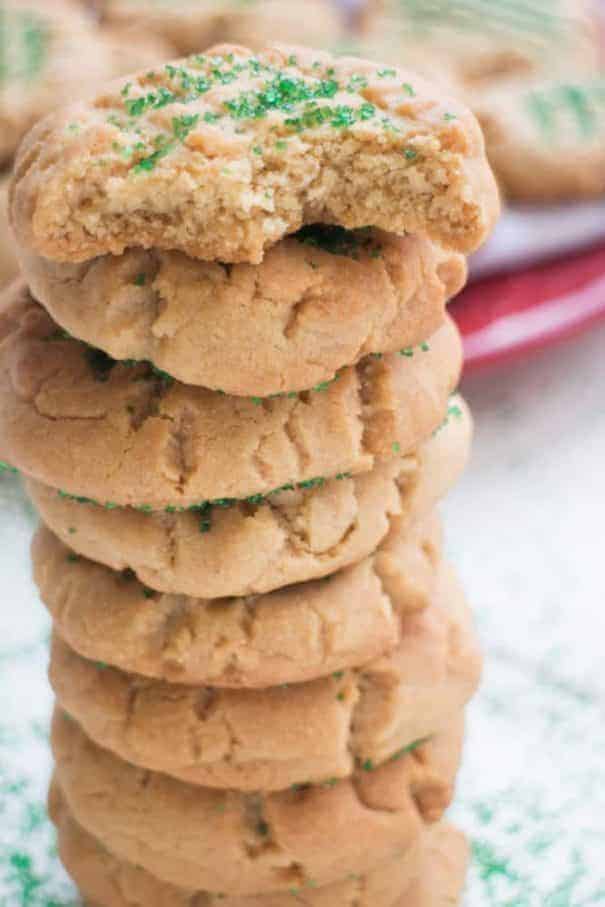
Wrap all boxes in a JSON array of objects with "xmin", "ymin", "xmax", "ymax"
[{"xmin": 1, "ymin": 44, "xmax": 498, "ymax": 906}]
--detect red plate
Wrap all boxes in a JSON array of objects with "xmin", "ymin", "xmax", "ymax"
[{"xmin": 451, "ymin": 242, "xmax": 605, "ymax": 371}]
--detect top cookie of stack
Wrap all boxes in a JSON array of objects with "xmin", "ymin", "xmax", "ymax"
[{"xmin": 10, "ymin": 43, "xmax": 498, "ymax": 402}]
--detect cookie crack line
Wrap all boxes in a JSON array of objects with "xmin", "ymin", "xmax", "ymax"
[
  {"xmin": 34, "ymin": 512, "xmax": 440, "ymax": 688},
  {"xmin": 17, "ymin": 228, "xmax": 453, "ymax": 397},
  {"xmin": 26, "ymin": 392, "xmax": 471, "ymax": 600},
  {"xmin": 49, "ymin": 592, "xmax": 476, "ymax": 792},
  {"xmin": 1, "ymin": 284, "xmax": 460, "ymax": 508}
]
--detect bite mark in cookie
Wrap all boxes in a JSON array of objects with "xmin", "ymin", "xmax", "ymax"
[{"xmin": 10, "ymin": 43, "xmax": 499, "ymax": 263}]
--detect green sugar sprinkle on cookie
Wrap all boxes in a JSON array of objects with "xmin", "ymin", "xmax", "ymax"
[
  {"xmin": 52, "ymin": 398, "xmax": 456, "ymax": 529},
  {"xmin": 358, "ymin": 738, "xmax": 430, "ymax": 773},
  {"xmin": 390, "ymin": 737, "xmax": 431, "ymax": 761},
  {"xmin": 102, "ymin": 52, "xmax": 418, "ymax": 173}
]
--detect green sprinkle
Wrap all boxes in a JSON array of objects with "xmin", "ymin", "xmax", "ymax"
[
  {"xmin": 142, "ymin": 588, "xmax": 154, "ymax": 599},
  {"xmin": 347, "ymin": 73, "xmax": 368, "ymax": 91},
  {"xmin": 444, "ymin": 112, "xmax": 457, "ymax": 121},
  {"xmin": 392, "ymin": 442, "xmax": 401, "ymax": 454},
  {"xmin": 361, "ymin": 758, "xmax": 374, "ymax": 772},
  {"xmin": 172, "ymin": 112, "xmax": 200, "ymax": 141},
  {"xmin": 275, "ymin": 139, "xmax": 288, "ymax": 151},
  {"xmin": 68, "ymin": 527, "xmax": 77, "ymax": 535},
  {"xmin": 402, "ymin": 83, "xmax": 416, "ymax": 96},
  {"xmin": 252, "ymin": 144, "xmax": 263, "ymax": 155},
  {"xmin": 403, "ymin": 148, "xmax": 417, "ymax": 160},
  {"xmin": 125, "ymin": 86, "xmax": 177, "ymax": 117},
  {"xmin": 390, "ymin": 737, "xmax": 430, "ymax": 761},
  {"xmin": 377, "ymin": 68, "xmax": 396, "ymax": 78},
  {"xmin": 67, "ymin": 554, "xmax": 80, "ymax": 563},
  {"xmin": 134, "ymin": 273, "xmax": 146, "ymax": 286},
  {"xmin": 133, "ymin": 142, "xmax": 174, "ymax": 173},
  {"xmin": 298, "ymin": 477, "xmax": 325, "ymax": 490},
  {"xmin": 0, "ymin": 460, "xmax": 18, "ymax": 474}
]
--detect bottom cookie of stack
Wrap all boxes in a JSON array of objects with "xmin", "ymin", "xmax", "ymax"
[
  {"xmin": 51, "ymin": 709, "xmax": 464, "ymax": 897},
  {"xmin": 50, "ymin": 783, "xmax": 468, "ymax": 907}
]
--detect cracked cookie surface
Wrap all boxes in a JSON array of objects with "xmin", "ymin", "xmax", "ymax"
[
  {"xmin": 50, "ymin": 785, "xmax": 468, "ymax": 907},
  {"xmin": 51, "ymin": 708, "xmax": 463, "ymax": 895},
  {"xmin": 48, "ymin": 563, "xmax": 481, "ymax": 791},
  {"xmin": 34, "ymin": 511, "xmax": 442, "ymax": 687},
  {"xmin": 27, "ymin": 395, "xmax": 472, "ymax": 597},
  {"xmin": 17, "ymin": 229, "xmax": 465, "ymax": 396},
  {"xmin": 0, "ymin": 283, "xmax": 462, "ymax": 507},
  {"xmin": 10, "ymin": 43, "xmax": 499, "ymax": 264}
]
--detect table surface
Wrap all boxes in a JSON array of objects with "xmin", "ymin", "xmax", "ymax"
[{"xmin": 1, "ymin": 322, "xmax": 604, "ymax": 905}]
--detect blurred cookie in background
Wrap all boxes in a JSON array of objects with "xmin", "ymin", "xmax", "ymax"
[
  {"xmin": 348, "ymin": 1, "xmax": 604, "ymax": 203},
  {"xmin": 0, "ymin": 0, "xmax": 176, "ymax": 287},
  {"xmin": 355, "ymin": 0, "xmax": 602, "ymax": 90},
  {"xmin": 0, "ymin": 0, "xmax": 117, "ymax": 166},
  {"xmin": 98, "ymin": 0, "xmax": 345, "ymax": 56},
  {"xmin": 474, "ymin": 75, "xmax": 605, "ymax": 202},
  {"xmin": 225, "ymin": 0, "xmax": 345, "ymax": 51},
  {"xmin": 0, "ymin": 177, "xmax": 18, "ymax": 288},
  {"xmin": 99, "ymin": 25, "xmax": 173, "ymax": 71}
]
